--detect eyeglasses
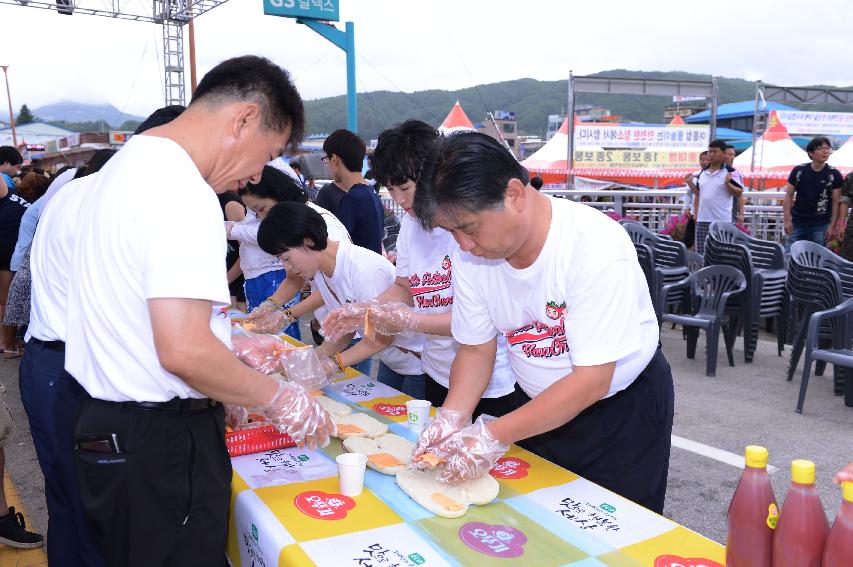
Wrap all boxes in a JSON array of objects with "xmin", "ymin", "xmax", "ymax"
[{"xmin": 321, "ymin": 155, "xmax": 331, "ymax": 165}]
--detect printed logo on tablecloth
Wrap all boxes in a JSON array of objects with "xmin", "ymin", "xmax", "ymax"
[
  {"xmin": 458, "ymin": 522, "xmax": 527, "ymax": 558},
  {"xmin": 294, "ymin": 490, "xmax": 356, "ymax": 520},
  {"xmin": 490, "ymin": 457, "xmax": 531, "ymax": 479},
  {"xmin": 655, "ymin": 555, "xmax": 723, "ymax": 567},
  {"xmin": 526, "ymin": 478, "xmax": 676, "ymax": 548},
  {"xmin": 333, "ymin": 376, "xmax": 402, "ymax": 401},
  {"xmin": 241, "ymin": 524, "xmax": 267, "ymax": 567},
  {"xmin": 373, "ymin": 402, "xmax": 407, "ymax": 417}
]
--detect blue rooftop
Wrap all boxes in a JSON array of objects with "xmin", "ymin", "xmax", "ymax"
[{"xmin": 685, "ymin": 100, "xmax": 797, "ymax": 123}]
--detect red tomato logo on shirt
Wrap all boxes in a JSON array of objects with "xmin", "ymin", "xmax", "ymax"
[
  {"xmin": 545, "ymin": 300, "xmax": 566, "ymax": 320},
  {"xmin": 441, "ymin": 255, "xmax": 451, "ymax": 271},
  {"xmin": 293, "ymin": 491, "xmax": 355, "ymax": 520}
]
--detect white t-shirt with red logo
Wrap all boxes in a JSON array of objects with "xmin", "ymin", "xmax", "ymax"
[
  {"xmin": 451, "ymin": 197, "xmax": 659, "ymax": 399},
  {"xmin": 395, "ymin": 214, "xmax": 516, "ymax": 398}
]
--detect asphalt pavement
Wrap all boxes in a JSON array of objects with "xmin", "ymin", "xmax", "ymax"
[{"xmin": 0, "ymin": 324, "xmax": 850, "ymax": 548}]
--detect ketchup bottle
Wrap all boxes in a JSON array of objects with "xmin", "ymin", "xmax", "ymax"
[
  {"xmin": 772, "ymin": 460, "xmax": 829, "ymax": 567},
  {"xmin": 822, "ymin": 481, "xmax": 853, "ymax": 567},
  {"xmin": 726, "ymin": 446, "xmax": 778, "ymax": 567}
]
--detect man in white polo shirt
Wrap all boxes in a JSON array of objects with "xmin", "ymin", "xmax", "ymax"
[
  {"xmin": 63, "ymin": 56, "xmax": 334, "ymax": 566},
  {"xmin": 412, "ymin": 133, "xmax": 674, "ymax": 513},
  {"xmin": 688, "ymin": 139, "xmax": 744, "ymax": 254}
]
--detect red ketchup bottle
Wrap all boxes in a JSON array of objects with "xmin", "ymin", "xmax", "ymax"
[
  {"xmin": 772, "ymin": 460, "xmax": 829, "ymax": 567},
  {"xmin": 726, "ymin": 445, "xmax": 778, "ymax": 567},
  {"xmin": 822, "ymin": 480, "xmax": 853, "ymax": 567}
]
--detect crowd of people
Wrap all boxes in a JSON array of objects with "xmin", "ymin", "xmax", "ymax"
[{"xmin": 0, "ymin": 54, "xmax": 848, "ymax": 567}]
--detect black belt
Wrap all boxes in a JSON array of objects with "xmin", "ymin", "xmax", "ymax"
[
  {"xmin": 29, "ymin": 338, "xmax": 65, "ymax": 352},
  {"xmin": 120, "ymin": 397, "xmax": 219, "ymax": 412}
]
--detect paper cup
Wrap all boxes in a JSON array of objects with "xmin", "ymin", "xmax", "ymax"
[
  {"xmin": 406, "ymin": 399, "xmax": 432, "ymax": 432},
  {"xmin": 336, "ymin": 453, "xmax": 368, "ymax": 496}
]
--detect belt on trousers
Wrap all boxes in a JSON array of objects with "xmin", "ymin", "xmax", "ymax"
[
  {"xmin": 120, "ymin": 397, "xmax": 219, "ymax": 412},
  {"xmin": 28, "ymin": 338, "xmax": 65, "ymax": 352}
]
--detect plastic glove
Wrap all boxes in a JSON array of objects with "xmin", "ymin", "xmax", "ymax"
[
  {"xmin": 437, "ymin": 415, "xmax": 509, "ymax": 485},
  {"xmin": 411, "ymin": 407, "xmax": 471, "ymax": 467},
  {"xmin": 322, "ymin": 300, "xmax": 417, "ymax": 342},
  {"xmin": 224, "ymin": 403, "xmax": 249, "ymax": 429},
  {"xmin": 245, "ymin": 299, "xmax": 279, "ymax": 321},
  {"xmin": 242, "ymin": 310, "xmax": 295, "ymax": 334},
  {"xmin": 279, "ymin": 345, "xmax": 342, "ymax": 391},
  {"xmin": 232, "ymin": 331, "xmax": 293, "ymax": 375},
  {"xmin": 253, "ymin": 379, "xmax": 336, "ymax": 449}
]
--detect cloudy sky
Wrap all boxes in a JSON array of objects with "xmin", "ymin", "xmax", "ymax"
[{"xmin": 1, "ymin": 0, "xmax": 852, "ymax": 122}]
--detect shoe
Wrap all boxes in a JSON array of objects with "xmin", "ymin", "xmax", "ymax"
[{"xmin": 0, "ymin": 506, "xmax": 44, "ymax": 548}]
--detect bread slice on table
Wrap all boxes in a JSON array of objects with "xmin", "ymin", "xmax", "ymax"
[
  {"xmin": 396, "ymin": 468, "xmax": 499, "ymax": 519},
  {"xmin": 314, "ymin": 395, "xmax": 352, "ymax": 418},
  {"xmin": 332, "ymin": 412, "xmax": 389, "ymax": 439},
  {"xmin": 342, "ymin": 433, "xmax": 414, "ymax": 475}
]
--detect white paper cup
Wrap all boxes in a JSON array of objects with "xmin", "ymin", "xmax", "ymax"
[
  {"xmin": 336, "ymin": 453, "xmax": 368, "ymax": 496},
  {"xmin": 406, "ymin": 399, "xmax": 432, "ymax": 432}
]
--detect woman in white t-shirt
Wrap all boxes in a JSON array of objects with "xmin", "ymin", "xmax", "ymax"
[
  {"xmin": 323, "ymin": 120, "xmax": 517, "ymax": 418},
  {"xmin": 256, "ymin": 201, "xmax": 425, "ymax": 386}
]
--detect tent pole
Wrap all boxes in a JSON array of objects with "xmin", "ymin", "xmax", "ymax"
[
  {"xmin": 749, "ymin": 81, "xmax": 762, "ymax": 189},
  {"xmin": 710, "ymin": 76, "xmax": 718, "ymax": 142},
  {"xmin": 566, "ymin": 71, "xmax": 575, "ymax": 190}
]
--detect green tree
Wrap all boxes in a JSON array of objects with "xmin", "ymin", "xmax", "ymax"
[
  {"xmin": 118, "ymin": 120, "xmax": 141, "ymax": 131},
  {"xmin": 16, "ymin": 104, "xmax": 36, "ymax": 125}
]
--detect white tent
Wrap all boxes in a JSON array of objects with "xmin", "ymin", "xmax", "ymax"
[
  {"xmin": 521, "ymin": 117, "xmax": 571, "ymax": 171},
  {"xmin": 438, "ymin": 101, "xmax": 476, "ymax": 135},
  {"xmin": 828, "ymin": 136, "xmax": 853, "ymax": 170},
  {"xmin": 733, "ymin": 111, "xmax": 808, "ymax": 172}
]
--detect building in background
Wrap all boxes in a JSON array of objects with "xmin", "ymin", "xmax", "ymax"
[{"xmin": 476, "ymin": 110, "xmax": 519, "ymax": 157}]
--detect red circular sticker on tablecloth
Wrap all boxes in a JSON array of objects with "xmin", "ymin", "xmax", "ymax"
[
  {"xmin": 372, "ymin": 403, "xmax": 407, "ymax": 417},
  {"xmin": 294, "ymin": 490, "xmax": 355, "ymax": 520},
  {"xmin": 655, "ymin": 555, "xmax": 723, "ymax": 567},
  {"xmin": 459, "ymin": 522, "xmax": 527, "ymax": 558},
  {"xmin": 489, "ymin": 457, "xmax": 531, "ymax": 479}
]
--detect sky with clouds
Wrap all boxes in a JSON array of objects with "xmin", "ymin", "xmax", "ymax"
[{"xmin": 1, "ymin": 0, "xmax": 852, "ymax": 122}]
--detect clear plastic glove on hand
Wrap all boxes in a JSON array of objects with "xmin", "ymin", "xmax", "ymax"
[
  {"xmin": 253, "ymin": 379, "xmax": 336, "ymax": 449},
  {"xmin": 245, "ymin": 299, "xmax": 279, "ymax": 321},
  {"xmin": 242, "ymin": 310, "xmax": 295, "ymax": 334},
  {"xmin": 279, "ymin": 345, "xmax": 342, "ymax": 390},
  {"xmin": 437, "ymin": 415, "xmax": 508, "ymax": 485},
  {"xmin": 411, "ymin": 407, "xmax": 471, "ymax": 467},
  {"xmin": 232, "ymin": 331, "xmax": 293, "ymax": 375},
  {"xmin": 322, "ymin": 300, "xmax": 417, "ymax": 342}
]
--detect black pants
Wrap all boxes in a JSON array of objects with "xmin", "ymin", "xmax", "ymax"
[
  {"xmin": 425, "ymin": 375, "xmax": 516, "ymax": 419},
  {"xmin": 517, "ymin": 348, "xmax": 674, "ymax": 514},
  {"xmin": 73, "ymin": 398, "xmax": 231, "ymax": 567}
]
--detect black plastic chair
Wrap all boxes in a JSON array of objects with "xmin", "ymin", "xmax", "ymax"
[
  {"xmin": 686, "ymin": 251, "xmax": 704, "ymax": 274},
  {"xmin": 796, "ymin": 297, "xmax": 853, "ymax": 413},
  {"xmin": 661, "ymin": 265, "xmax": 747, "ymax": 376},
  {"xmin": 705, "ymin": 222, "xmax": 788, "ymax": 362}
]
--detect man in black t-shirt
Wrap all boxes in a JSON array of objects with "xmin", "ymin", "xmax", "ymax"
[
  {"xmin": 322, "ymin": 129, "xmax": 385, "ymax": 253},
  {"xmin": 314, "ymin": 180, "xmax": 347, "ymax": 216},
  {"xmin": 783, "ymin": 136, "xmax": 843, "ymax": 251}
]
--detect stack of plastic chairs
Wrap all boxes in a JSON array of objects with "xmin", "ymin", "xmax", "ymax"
[
  {"xmin": 661, "ymin": 265, "xmax": 747, "ymax": 376},
  {"xmin": 621, "ymin": 221, "xmax": 691, "ymax": 322},
  {"xmin": 786, "ymin": 241, "xmax": 853, "ymax": 412},
  {"xmin": 704, "ymin": 222, "xmax": 788, "ymax": 362}
]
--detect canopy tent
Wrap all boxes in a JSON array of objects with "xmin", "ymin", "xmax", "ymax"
[
  {"xmin": 733, "ymin": 111, "xmax": 808, "ymax": 187},
  {"xmin": 670, "ymin": 115, "xmax": 686, "ymax": 125},
  {"xmin": 828, "ymin": 135, "xmax": 853, "ymax": 171},
  {"xmin": 521, "ymin": 118, "xmax": 700, "ymax": 187},
  {"xmin": 438, "ymin": 101, "xmax": 476, "ymax": 135}
]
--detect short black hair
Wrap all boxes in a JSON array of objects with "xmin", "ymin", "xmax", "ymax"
[
  {"xmin": 83, "ymin": 149, "xmax": 118, "ymax": 176},
  {"xmin": 257, "ymin": 201, "xmax": 328, "ymax": 256},
  {"xmin": 413, "ymin": 132, "xmax": 529, "ymax": 231},
  {"xmin": 239, "ymin": 165, "xmax": 307, "ymax": 203},
  {"xmin": 806, "ymin": 136, "xmax": 832, "ymax": 155},
  {"xmin": 191, "ymin": 55, "xmax": 305, "ymax": 150},
  {"xmin": 530, "ymin": 175, "xmax": 543, "ymax": 190},
  {"xmin": 708, "ymin": 139, "xmax": 727, "ymax": 151},
  {"xmin": 0, "ymin": 146, "xmax": 22, "ymax": 166},
  {"xmin": 323, "ymin": 129, "xmax": 366, "ymax": 172},
  {"xmin": 134, "ymin": 105, "xmax": 186, "ymax": 134},
  {"xmin": 372, "ymin": 119, "xmax": 439, "ymax": 187},
  {"xmin": 700, "ymin": 150, "xmax": 709, "ymax": 157},
  {"xmin": 290, "ymin": 162, "xmax": 301, "ymax": 172}
]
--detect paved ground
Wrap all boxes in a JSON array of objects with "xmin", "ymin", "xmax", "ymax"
[{"xmin": 0, "ymin": 323, "xmax": 849, "ymax": 557}]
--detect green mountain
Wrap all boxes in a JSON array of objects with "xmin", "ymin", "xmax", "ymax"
[{"xmin": 304, "ymin": 69, "xmax": 853, "ymax": 141}]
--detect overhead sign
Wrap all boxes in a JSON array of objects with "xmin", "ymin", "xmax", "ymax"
[
  {"xmin": 672, "ymin": 96, "xmax": 705, "ymax": 102},
  {"xmin": 263, "ymin": 0, "xmax": 339, "ymax": 21},
  {"xmin": 775, "ymin": 110, "xmax": 853, "ymax": 136},
  {"xmin": 575, "ymin": 124, "xmax": 710, "ymax": 150},
  {"xmin": 109, "ymin": 131, "xmax": 132, "ymax": 145}
]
